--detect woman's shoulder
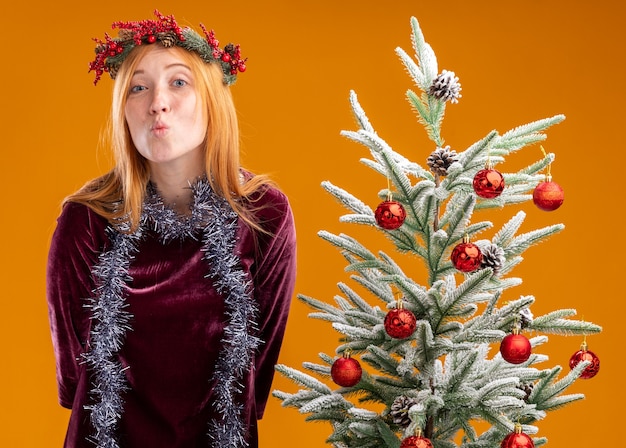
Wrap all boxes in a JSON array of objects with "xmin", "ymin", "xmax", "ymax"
[
  {"xmin": 241, "ymin": 170, "xmax": 289, "ymax": 209},
  {"xmin": 241, "ymin": 172, "xmax": 294, "ymax": 236},
  {"xmin": 55, "ymin": 201, "xmax": 110, "ymax": 244},
  {"xmin": 254, "ymin": 183, "xmax": 290, "ymax": 210},
  {"xmin": 59, "ymin": 200, "xmax": 107, "ymax": 223},
  {"xmin": 247, "ymin": 182, "xmax": 291, "ymax": 218}
]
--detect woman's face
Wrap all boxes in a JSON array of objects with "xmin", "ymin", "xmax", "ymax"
[{"xmin": 124, "ymin": 45, "xmax": 206, "ymax": 175}]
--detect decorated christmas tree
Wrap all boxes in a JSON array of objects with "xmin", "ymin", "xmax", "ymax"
[{"xmin": 273, "ymin": 17, "xmax": 602, "ymax": 448}]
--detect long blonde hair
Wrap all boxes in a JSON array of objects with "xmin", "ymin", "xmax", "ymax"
[{"xmin": 67, "ymin": 44, "xmax": 269, "ymax": 231}]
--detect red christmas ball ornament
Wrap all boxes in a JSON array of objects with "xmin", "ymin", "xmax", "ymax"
[
  {"xmin": 500, "ymin": 331, "xmax": 532, "ymax": 364},
  {"xmin": 147, "ymin": 34, "xmax": 157, "ymax": 43},
  {"xmin": 384, "ymin": 305, "xmax": 417, "ymax": 339},
  {"xmin": 375, "ymin": 200, "xmax": 406, "ymax": 230},
  {"xmin": 569, "ymin": 342, "xmax": 600, "ymax": 379},
  {"xmin": 400, "ymin": 435, "xmax": 434, "ymax": 448},
  {"xmin": 451, "ymin": 236, "xmax": 483, "ymax": 273},
  {"xmin": 331, "ymin": 353, "xmax": 362, "ymax": 387},
  {"xmin": 473, "ymin": 168, "xmax": 505, "ymax": 198},
  {"xmin": 501, "ymin": 425, "xmax": 534, "ymax": 448},
  {"xmin": 532, "ymin": 178, "xmax": 564, "ymax": 211}
]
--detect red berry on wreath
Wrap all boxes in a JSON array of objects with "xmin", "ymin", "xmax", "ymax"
[
  {"xmin": 500, "ymin": 331, "xmax": 532, "ymax": 364},
  {"xmin": 384, "ymin": 304, "xmax": 417, "ymax": 339},
  {"xmin": 473, "ymin": 168, "xmax": 505, "ymax": 198},
  {"xmin": 451, "ymin": 236, "xmax": 483, "ymax": 273},
  {"xmin": 569, "ymin": 341, "xmax": 600, "ymax": 379},
  {"xmin": 375, "ymin": 200, "xmax": 406, "ymax": 230},
  {"xmin": 532, "ymin": 177, "xmax": 564, "ymax": 211},
  {"xmin": 500, "ymin": 424, "xmax": 534, "ymax": 448},
  {"xmin": 400, "ymin": 435, "xmax": 434, "ymax": 448},
  {"xmin": 331, "ymin": 353, "xmax": 362, "ymax": 387}
]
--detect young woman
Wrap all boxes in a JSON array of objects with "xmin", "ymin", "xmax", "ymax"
[{"xmin": 46, "ymin": 11, "xmax": 297, "ymax": 448}]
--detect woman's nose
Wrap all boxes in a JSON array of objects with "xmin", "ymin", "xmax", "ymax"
[{"xmin": 150, "ymin": 88, "xmax": 170, "ymax": 114}]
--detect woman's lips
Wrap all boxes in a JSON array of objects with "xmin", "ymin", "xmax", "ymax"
[{"xmin": 151, "ymin": 122, "xmax": 169, "ymax": 137}]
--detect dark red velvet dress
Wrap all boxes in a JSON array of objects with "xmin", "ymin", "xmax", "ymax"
[{"xmin": 46, "ymin": 185, "xmax": 296, "ymax": 447}]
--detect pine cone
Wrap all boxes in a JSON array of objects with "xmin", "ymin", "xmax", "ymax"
[
  {"xmin": 479, "ymin": 243, "xmax": 505, "ymax": 275},
  {"xmin": 158, "ymin": 32, "xmax": 178, "ymax": 48},
  {"xmin": 427, "ymin": 146, "xmax": 458, "ymax": 176},
  {"xmin": 389, "ymin": 395, "xmax": 417, "ymax": 428},
  {"xmin": 117, "ymin": 29, "xmax": 135, "ymax": 41},
  {"xmin": 517, "ymin": 381, "xmax": 535, "ymax": 402},
  {"xmin": 519, "ymin": 307, "xmax": 534, "ymax": 329},
  {"xmin": 108, "ymin": 64, "xmax": 120, "ymax": 80},
  {"xmin": 428, "ymin": 69, "xmax": 462, "ymax": 103}
]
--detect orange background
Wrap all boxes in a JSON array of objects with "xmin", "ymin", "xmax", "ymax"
[{"xmin": 1, "ymin": 0, "xmax": 623, "ymax": 446}]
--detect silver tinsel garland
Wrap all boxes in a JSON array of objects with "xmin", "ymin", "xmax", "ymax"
[{"xmin": 82, "ymin": 177, "xmax": 259, "ymax": 448}]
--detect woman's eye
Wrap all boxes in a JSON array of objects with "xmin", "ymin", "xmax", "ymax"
[
  {"xmin": 173, "ymin": 79, "xmax": 187, "ymax": 87},
  {"xmin": 129, "ymin": 85, "xmax": 146, "ymax": 93}
]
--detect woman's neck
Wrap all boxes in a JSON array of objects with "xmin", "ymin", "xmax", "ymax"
[{"xmin": 149, "ymin": 164, "xmax": 206, "ymax": 215}]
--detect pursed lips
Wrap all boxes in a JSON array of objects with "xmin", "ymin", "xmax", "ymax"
[{"xmin": 151, "ymin": 121, "xmax": 169, "ymax": 137}]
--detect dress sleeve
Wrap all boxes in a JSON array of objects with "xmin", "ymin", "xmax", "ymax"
[
  {"xmin": 250, "ymin": 188, "xmax": 297, "ymax": 419},
  {"xmin": 46, "ymin": 202, "xmax": 108, "ymax": 408}
]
